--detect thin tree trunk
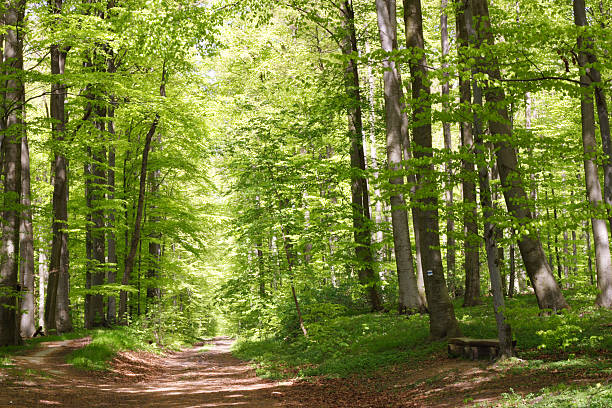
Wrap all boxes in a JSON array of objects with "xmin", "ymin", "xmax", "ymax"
[
  {"xmin": 19, "ymin": 132, "xmax": 35, "ymax": 338},
  {"xmin": 404, "ymin": 0, "xmax": 460, "ymax": 338},
  {"xmin": 375, "ymin": 0, "xmax": 425, "ymax": 314},
  {"xmin": 455, "ymin": 1, "xmax": 480, "ymax": 306},
  {"xmin": 552, "ymin": 187, "xmax": 562, "ymax": 280},
  {"xmin": 470, "ymin": 0, "xmax": 568, "ymax": 311},
  {"xmin": 473, "ymin": 78, "xmax": 513, "ymax": 358},
  {"xmin": 45, "ymin": 0, "xmax": 72, "ymax": 334},
  {"xmin": 341, "ymin": 1, "xmax": 383, "ymax": 311},
  {"xmin": 364, "ymin": 36, "xmax": 385, "ymax": 273},
  {"xmin": 574, "ymin": 0, "xmax": 612, "ymax": 308},
  {"xmin": 118, "ymin": 117, "xmax": 159, "ymax": 323},
  {"xmin": 0, "ymin": 0, "xmax": 25, "ymax": 346},
  {"xmin": 106, "ymin": 67, "xmax": 118, "ymax": 324},
  {"xmin": 440, "ymin": 0, "xmax": 455, "ymax": 296},
  {"xmin": 509, "ymin": 235, "xmax": 516, "ymax": 298}
]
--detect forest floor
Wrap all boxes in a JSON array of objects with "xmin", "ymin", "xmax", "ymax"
[{"xmin": 0, "ymin": 336, "xmax": 610, "ymax": 407}]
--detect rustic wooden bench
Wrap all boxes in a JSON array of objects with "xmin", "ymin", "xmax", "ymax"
[{"xmin": 448, "ymin": 337, "xmax": 516, "ymax": 361}]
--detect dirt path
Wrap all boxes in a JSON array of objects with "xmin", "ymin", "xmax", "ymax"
[
  {"xmin": 1, "ymin": 337, "xmax": 608, "ymax": 407},
  {"xmin": 0, "ymin": 336, "xmax": 294, "ymax": 407}
]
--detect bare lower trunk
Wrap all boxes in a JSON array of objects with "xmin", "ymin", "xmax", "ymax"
[
  {"xmin": 341, "ymin": 1, "xmax": 382, "ymax": 311},
  {"xmin": 0, "ymin": 0, "xmax": 25, "ymax": 345},
  {"xmin": 19, "ymin": 132, "xmax": 35, "ymax": 338},
  {"xmin": 470, "ymin": 0, "xmax": 568, "ymax": 311},
  {"xmin": 375, "ymin": 0, "xmax": 425, "ymax": 313},
  {"xmin": 574, "ymin": 0, "xmax": 612, "ymax": 308},
  {"xmin": 440, "ymin": 0, "xmax": 455, "ymax": 295},
  {"xmin": 456, "ymin": 0, "xmax": 481, "ymax": 307},
  {"xmin": 404, "ymin": 0, "xmax": 459, "ymax": 338}
]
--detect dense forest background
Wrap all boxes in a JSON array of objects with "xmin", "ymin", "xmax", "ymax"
[{"xmin": 0, "ymin": 0, "xmax": 611, "ymax": 361}]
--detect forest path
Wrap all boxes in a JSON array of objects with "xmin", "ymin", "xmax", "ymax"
[
  {"xmin": 1, "ymin": 336, "xmax": 608, "ymax": 407},
  {"xmin": 0, "ymin": 336, "xmax": 293, "ymax": 407}
]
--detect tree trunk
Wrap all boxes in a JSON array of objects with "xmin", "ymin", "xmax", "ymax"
[
  {"xmin": 404, "ymin": 0, "xmax": 460, "ymax": 338},
  {"xmin": 509, "ymin": 235, "xmax": 516, "ymax": 297},
  {"xmin": 19, "ymin": 132, "xmax": 35, "ymax": 338},
  {"xmin": 364, "ymin": 36, "xmax": 385, "ymax": 276},
  {"xmin": 573, "ymin": 0, "xmax": 612, "ymax": 308},
  {"xmin": 473, "ymin": 79, "xmax": 513, "ymax": 358},
  {"xmin": 341, "ymin": 1, "xmax": 383, "ymax": 311},
  {"xmin": 106, "ymin": 65, "xmax": 118, "ymax": 324},
  {"xmin": 0, "ymin": 0, "xmax": 25, "ymax": 346},
  {"xmin": 375, "ymin": 0, "xmax": 426, "ymax": 314},
  {"xmin": 456, "ymin": 1, "xmax": 481, "ymax": 307},
  {"xmin": 440, "ymin": 0, "xmax": 455, "ymax": 296},
  {"xmin": 118, "ymin": 116, "xmax": 159, "ymax": 323},
  {"xmin": 470, "ymin": 0, "xmax": 568, "ymax": 311},
  {"xmin": 45, "ymin": 0, "xmax": 72, "ymax": 334}
]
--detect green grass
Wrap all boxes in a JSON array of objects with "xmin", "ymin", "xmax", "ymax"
[
  {"xmin": 66, "ymin": 326, "xmax": 159, "ymax": 370},
  {"xmin": 233, "ymin": 292, "xmax": 612, "ymax": 380},
  {"xmin": 492, "ymin": 383, "xmax": 612, "ymax": 407},
  {"xmin": 233, "ymin": 312, "xmax": 441, "ymax": 379}
]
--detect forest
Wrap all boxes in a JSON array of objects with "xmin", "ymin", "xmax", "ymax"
[{"xmin": 0, "ymin": 0, "xmax": 612, "ymax": 406}]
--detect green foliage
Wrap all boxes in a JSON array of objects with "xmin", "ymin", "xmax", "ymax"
[
  {"xmin": 233, "ymin": 312, "xmax": 436, "ymax": 379},
  {"xmin": 495, "ymin": 383, "xmax": 612, "ymax": 408},
  {"xmin": 66, "ymin": 327, "xmax": 159, "ymax": 370}
]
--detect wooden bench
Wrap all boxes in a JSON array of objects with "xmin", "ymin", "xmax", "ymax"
[{"xmin": 448, "ymin": 337, "xmax": 516, "ymax": 361}]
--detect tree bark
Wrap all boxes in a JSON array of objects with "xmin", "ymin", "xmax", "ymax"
[
  {"xmin": 0, "ymin": 0, "xmax": 25, "ymax": 346},
  {"xmin": 470, "ymin": 0, "xmax": 568, "ymax": 311},
  {"xmin": 375, "ymin": 0, "xmax": 426, "ymax": 314},
  {"xmin": 340, "ymin": 1, "xmax": 383, "ymax": 311},
  {"xmin": 440, "ymin": 0, "xmax": 455, "ymax": 296},
  {"xmin": 573, "ymin": 0, "xmax": 612, "ymax": 308},
  {"xmin": 456, "ymin": 1, "xmax": 481, "ymax": 307},
  {"xmin": 45, "ymin": 0, "xmax": 72, "ymax": 334},
  {"xmin": 404, "ymin": 0, "xmax": 460, "ymax": 338},
  {"xmin": 19, "ymin": 132, "xmax": 35, "ymax": 338},
  {"xmin": 118, "ymin": 116, "xmax": 159, "ymax": 323}
]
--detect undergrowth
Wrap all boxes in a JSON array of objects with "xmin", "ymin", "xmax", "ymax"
[{"xmin": 233, "ymin": 291, "xmax": 612, "ymax": 380}]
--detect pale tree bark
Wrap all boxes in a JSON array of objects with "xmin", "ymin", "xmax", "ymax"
[
  {"xmin": 440, "ymin": 0, "xmax": 455, "ymax": 295},
  {"xmin": 0, "ymin": 0, "xmax": 25, "ymax": 346},
  {"xmin": 404, "ymin": 0, "xmax": 460, "ymax": 337},
  {"xmin": 470, "ymin": 0, "xmax": 568, "ymax": 311},
  {"xmin": 375, "ymin": 0, "xmax": 426, "ymax": 314},
  {"xmin": 340, "ymin": 0, "xmax": 382, "ymax": 311},
  {"xmin": 455, "ymin": 0, "xmax": 481, "ymax": 307},
  {"xmin": 19, "ymin": 132, "xmax": 35, "ymax": 338},
  {"xmin": 364, "ymin": 36, "xmax": 385, "ymax": 271},
  {"xmin": 574, "ymin": 0, "xmax": 612, "ymax": 308}
]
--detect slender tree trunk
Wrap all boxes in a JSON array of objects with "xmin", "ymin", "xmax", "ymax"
[
  {"xmin": 404, "ymin": 0, "xmax": 460, "ymax": 338},
  {"xmin": 509, "ymin": 234, "xmax": 516, "ymax": 298},
  {"xmin": 106, "ymin": 68, "xmax": 118, "ymax": 324},
  {"xmin": 574, "ymin": 0, "xmax": 612, "ymax": 308},
  {"xmin": 341, "ymin": 1, "xmax": 383, "ymax": 311},
  {"xmin": 0, "ymin": 0, "xmax": 25, "ymax": 346},
  {"xmin": 470, "ymin": 0, "xmax": 568, "ymax": 311},
  {"xmin": 19, "ymin": 132, "xmax": 35, "ymax": 338},
  {"xmin": 551, "ymin": 187, "xmax": 562, "ymax": 280},
  {"xmin": 375, "ymin": 0, "xmax": 425, "ymax": 314},
  {"xmin": 364, "ymin": 36, "xmax": 385, "ymax": 274},
  {"xmin": 118, "ymin": 117, "xmax": 159, "ymax": 323},
  {"xmin": 45, "ymin": 0, "xmax": 72, "ymax": 334},
  {"xmin": 456, "ymin": 5, "xmax": 481, "ymax": 307},
  {"xmin": 440, "ymin": 0, "xmax": 455, "ymax": 296},
  {"xmin": 473, "ymin": 79, "xmax": 513, "ymax": 358},
  {"xmin": 585, "ymin": 220, "xmax": 594, "ymax": 285}
]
